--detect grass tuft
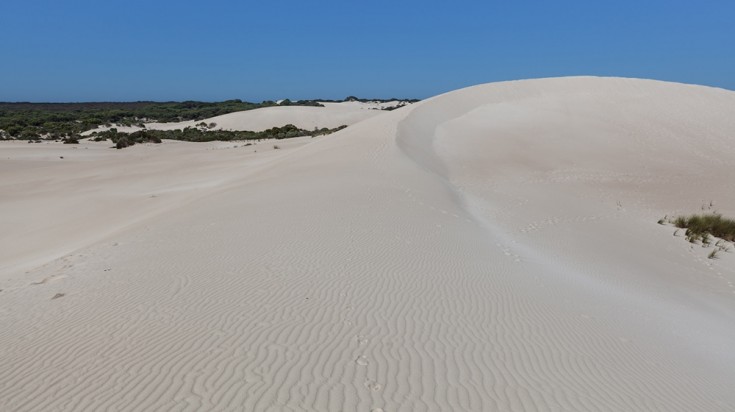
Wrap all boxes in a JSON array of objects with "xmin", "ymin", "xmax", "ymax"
[{"xmin": 672, "ymin": 213, "xmax": 735, "ymax": 242}]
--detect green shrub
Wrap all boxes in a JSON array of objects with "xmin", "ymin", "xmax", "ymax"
[
  {"xmin": 105, "ymin": 124, "xmax": 347, "ymax": 149},
  {"xmin": 116, "ymin": 137, "xmax": 130, "ymax": 149}
]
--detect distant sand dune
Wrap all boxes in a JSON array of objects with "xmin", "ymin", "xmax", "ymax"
[
  {"xmin": 83, "ymin": 101, "xmax": 397, "ymax": 135},
  {"xmin": 1, "ymin": 77, "xmax": 734, "ymax": 411}
]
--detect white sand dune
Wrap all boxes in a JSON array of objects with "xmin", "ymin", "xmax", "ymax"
[
  {"xmin": 83, "ymin": 101, "xmax": 399, "ymax": 135},
  {"xmin": 1, "ymin": 77, "xmax": 734, "ymax": 411}
]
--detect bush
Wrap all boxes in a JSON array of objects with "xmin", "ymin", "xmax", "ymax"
[{"xmin": 116, "ymin": 137, "xmax": 130, "ymax": 149}]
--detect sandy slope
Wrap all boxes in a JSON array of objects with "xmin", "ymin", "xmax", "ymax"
[
  {"xmin": 83, "ymin": 101, "xmax": 399, "ymax": 135},
  {"xmin": 1, "ymin": 77, "xmax": 734, "ymax": 411},
  {"xmin": 0, "ymin": 138, "xmax": 311, "ymax": 280}
]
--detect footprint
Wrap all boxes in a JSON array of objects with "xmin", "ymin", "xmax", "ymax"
[
  {"xmin": 355, "ymin": 356, "xmax": 369, "ymax": 366},
  {"xmin": 31, "ymin": 274, "xmax": 67, "ymax": 286},
  {"xmin": 364, "ymin": 380, "xmax": 382, "ymax": 391}
]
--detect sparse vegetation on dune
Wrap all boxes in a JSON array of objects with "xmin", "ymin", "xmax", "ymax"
[
  {"xmin": 659, "ymin": 212, "xmax": 734, "ymax": 257},
  {"xmin": 672, "ymin": 213, "xmax": 735, "ymax": 243},
  {"xmin": 94, "ymin": 124, "xmax": 348, "ymax": 149}
]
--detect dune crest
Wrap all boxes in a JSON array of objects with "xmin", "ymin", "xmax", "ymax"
[{"xmin": 1, "ymin": 77, "xmax": 734, "ymax": 411}]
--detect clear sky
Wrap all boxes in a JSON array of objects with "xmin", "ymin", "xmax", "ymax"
[{"xmin": 1, "ymin": 0, "xmax": 733, "ymax": 102}]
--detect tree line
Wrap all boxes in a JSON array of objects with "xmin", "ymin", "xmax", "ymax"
[
  {"xmin": 0, "ymin": 99, "xmax": 324, "ymax": 140},
  {"xmin": 0, "ymin": 96, "xmax": 418, "ymax": 141}
]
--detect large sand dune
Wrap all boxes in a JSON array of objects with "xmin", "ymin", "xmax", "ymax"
[{"xmin": 1, "ymin": 77, "xmax": 734, "ymax": 411}]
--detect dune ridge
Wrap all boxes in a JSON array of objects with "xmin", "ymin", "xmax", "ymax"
[{"xmin": 1, "ymin": 77, "xmax": 734, "ymax": 411}]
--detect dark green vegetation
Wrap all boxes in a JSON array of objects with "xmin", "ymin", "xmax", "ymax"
[
  {"xmin": 380, "ymin": 103, "xmax": 409, "ymax": 111},
  {"xmin": 324, "ymin": 96, "xmax": 421, "ymax": 104},
  {"xmin": 95, "ymin": 124, "xmax": 348, "ymax": 149},
  {"xmin": 672, "ymin": 213, "xmax": 735, "ymax": 243},
  {"xmin": 0, "ymin": 96, "xmax": 418, "ymax": 142},
  {"xmin": 0, "ymin": 99, "xmax": 324, "ymax": 140}
]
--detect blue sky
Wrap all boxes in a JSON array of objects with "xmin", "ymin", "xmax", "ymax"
[{"xmin": 1, "ymin": 0, "xmax": 733, "ymax": 102}]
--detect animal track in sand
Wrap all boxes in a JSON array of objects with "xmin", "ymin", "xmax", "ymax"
[
  {"xmin": 355, "ymin": 355, "xmax": 369, "ymax": 366},
  {"xmin": 497, "ymin": 244, "xmax": 522, "ymax": 262},
  {"xmin": 364, "ymin": 380, "xmax": 382, "ymax": 391},
  {"xmin": 31, "ymin": 274, "xmax": 67, "ymax": 286}
]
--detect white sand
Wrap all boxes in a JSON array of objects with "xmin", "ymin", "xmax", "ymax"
[
  {"xmin": 1, "ymin": 77, "xmax": 734, "ymax": 411},
  {"xmin": 83, "ymin": 101, "xmax": 401, "ymax": 135}
]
